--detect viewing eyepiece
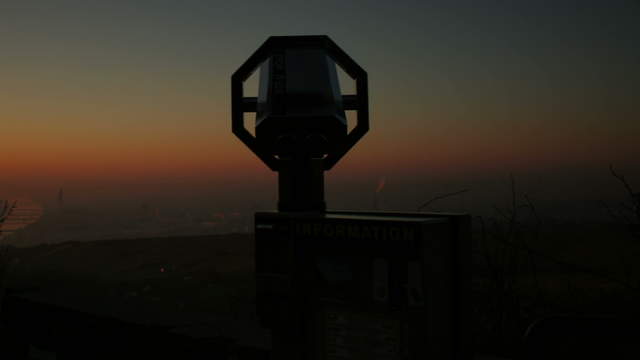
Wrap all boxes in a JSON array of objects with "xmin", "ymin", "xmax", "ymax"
[
  {"xmin": 273, "ymin": 133, "xmax": 329, "ymax": 159},
  {"xmin": 274, "ymin": 134, "xmax": 297, "ymax": 158},
  {"xmin": 304, "ymin": 134, "xmax": 329, "ymax": 158}
]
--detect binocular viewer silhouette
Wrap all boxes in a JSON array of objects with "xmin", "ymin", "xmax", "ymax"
[
  {"xmin": 233, "ymin": 37, "xmax": 471, "ymax": 360},
  {"xmin": 232, "ymin": 35, "xmax": 369, "ymax": 211},
  {"xmin": 232, "ymin": 35, "xmax": 369, "ymax": 172}
]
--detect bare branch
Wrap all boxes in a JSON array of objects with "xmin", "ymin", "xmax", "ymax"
[
  {"xmin": 619, "ymin": 202, "xmax": 635, "ymax": 214},
  {"xmin": 510, "ymin": 173, "xmax": 516, "ymax": 221},
  {"xmin": 492, "ymin": 205, "xmax": 511, "ymax": 222},
  {"xmin": 524, "ymin": 194, "xmax": 540, "ymax": 226},
  {"xmin": 599, "ymin": 200, "xmax": 632, "ymax": 224},
  {"xmin": 610, "ymin": 164, "xmax": 636, "ymax": 201},
  {"xmin": 417, "ymin": 189, "xmax": 469, "ymax": 211}
]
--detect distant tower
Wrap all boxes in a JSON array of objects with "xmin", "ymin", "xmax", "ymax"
[
  {"xmin": 373, "ymin": 177, "xmax": 385, "ymax": 210},
  {"xmin": 57, "ymin": 188, "xmax": 64, "ymax": 209}
]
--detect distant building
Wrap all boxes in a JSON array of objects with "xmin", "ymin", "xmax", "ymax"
[
  {"xmin": 0, "ymin": 200, "xmax": 8, "ymax": 221},
  {"xmin": 0, "ymin": 200, "xmax": 8, "ymax": 236}
]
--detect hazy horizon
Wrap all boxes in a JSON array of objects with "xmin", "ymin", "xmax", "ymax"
[{"xmin": 3, "ymin": 163, "xmax": 636, "ymax": 223}]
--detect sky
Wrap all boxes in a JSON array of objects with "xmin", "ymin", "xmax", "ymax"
[{"xmin": 1, "ymin": 1, "xmax": 638, "ymax": 218}]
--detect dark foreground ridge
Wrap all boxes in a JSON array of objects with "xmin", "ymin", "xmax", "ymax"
[
  {"xmin": 0, "ymin": 294, "xmax": 268, "ymax": 359},
  {"xmin": 3, "ymin": 293, "xmax": 639, "ymax": 360},
  {"xmin": 2, "ymin": 229, "xmax": 640, "ymax": 359}
]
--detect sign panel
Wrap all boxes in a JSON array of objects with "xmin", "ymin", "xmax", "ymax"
[{"xmin": 254, "ymin": 211, "xmax": 471, "ymax": 359}]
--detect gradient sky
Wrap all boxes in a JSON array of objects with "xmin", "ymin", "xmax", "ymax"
[{"xmin": 1, "ymin": 1, "xmax": 638, "ymax": 215}]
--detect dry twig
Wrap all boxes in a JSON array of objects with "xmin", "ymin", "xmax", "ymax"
[{"xmin": 417, "ymin": 189, "xmax": 469, "ymax": 211}]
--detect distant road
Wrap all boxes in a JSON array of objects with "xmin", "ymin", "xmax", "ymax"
[{"xmin": 0, "ymin": 199, "xmax": 44, "ymax": 239}]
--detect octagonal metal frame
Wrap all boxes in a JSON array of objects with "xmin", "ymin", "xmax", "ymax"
[{"xmin": 231, "ymin": 35, "xmax": 369, "ymax": 171}]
